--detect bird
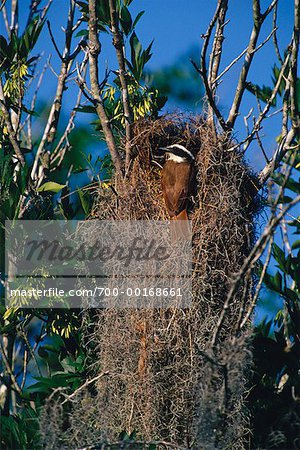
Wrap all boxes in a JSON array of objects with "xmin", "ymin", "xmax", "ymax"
[{"xmin": 158, "ymin": 143, "xmax": 195, "ymax": 226}]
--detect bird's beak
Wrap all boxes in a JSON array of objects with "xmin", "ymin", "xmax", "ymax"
[{"xmin": 156, "ymin": 147, "xmax": 169, "ymax": 158}]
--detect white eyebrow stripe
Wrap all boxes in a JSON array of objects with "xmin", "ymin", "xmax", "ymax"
[
  {"xmin": 166, "ymin": 154, "xmax": 186, "ymax": 163},
  {"xmin": 167, "ymin": 144, "xmax": 195, "ymax": 160}
]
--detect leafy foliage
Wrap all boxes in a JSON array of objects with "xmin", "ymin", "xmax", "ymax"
[{"xmin": 250, "ymin": 152, "xmax": 300, "ymax": 448}]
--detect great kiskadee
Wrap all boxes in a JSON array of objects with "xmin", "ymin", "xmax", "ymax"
[{"xmin": 158, "ymin": 144, "xmax": 195, "ymax": 222}]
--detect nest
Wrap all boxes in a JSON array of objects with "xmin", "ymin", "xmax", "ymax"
[{"xmin": 41, "ymin": 115, "xmax": 259, "ymax": 449}]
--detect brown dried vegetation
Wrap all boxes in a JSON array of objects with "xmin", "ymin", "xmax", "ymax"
[{"xmin": 41, "ymin": 115, "xmax": 260, "ymax": 449}]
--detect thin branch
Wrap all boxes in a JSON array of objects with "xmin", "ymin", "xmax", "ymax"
[
  {"xmin": 109, "ymin": 0, "xmax": 133, "ymax": 171},
  {"xmin": 255, "ymin": 129, "xmax": 269, "ymax": 163},
  {"xmin": 197, "ymin": 0, "xmax": 228, "ymax": 131},
  {"xmin": 214, "ymin": 27, "xmax": 276, "ymax": 87},
  {"xmin": 0, "ymin": 79, "xmax": 25, "ymax": 166},
  {"xmin": 26, "ymin": 56, "xmax": 49, "ymax": 148},
  {"xmin": 226, "ymin": 0, "xmax": 278, "ymax": 129},
  {"xmin": 262, "ymin": 0, "xmax": 279, "ymax": 20},
  {"xmin": 231, "ymin": 48, "xmax": 291, "ymax": 156},
  {"xmin": 273, "ymin": 2, "xmax": 283, "ymax": 64},
  {"xmin": 51, "ymin": 57, "xmax": 89, "ymax": 166},
  {"xmin": 41, "ymin": 0, "xmax": 53, "ymax": 21},
  {"xmin": 289, "ymin": 0, "xmax": 300, "ymax": 129},
  {"xmin": 208, "ymin": 0, "xmax": 229, "ymax": 91},
  {"xmin": 211, "ymin": 192, "xmax": 300, "ymax": 348},
  {"xmin": 0, "ymin": 340, "xmax": 22, "ymax": 395},
  {"xmin": 258, "ymin": 124, "xmax": 298, "ymax": 185},
  {"xmin": 20, "ymin": 349, "xmax": 28, "ymax": 390},
  {"xmin": 191, "ymin": 59, "xmax": 228, "ymax": 132},
  {"xmin": 26, "ymin": 0, "xmax": 42, "ymax": 27},
  {"xmin": 244, "ymin": 106, "xmax": 254, "ymax": 136},
  {"xmin": 47, "ymin": 20, "xmax": 63, "ymax": 60},
  {"xmin": 31, "ymin": 0, "xmax": 77, "ymax": 182},
  {"xmin": 10, "ymin": 0, "xmax": 18, "ymax": 34},
  {"xmin": 61, "ymin": 371, "xmax": 109, "ymax": 405},
  {"xmin": 88, "ymin": 0, "xmax": 123, "ymax": 176},
  {"xmin": 239, "ymin": 235, "xmax": 273, "ymax": 329},
  {"xmin": 2, "ymin": 4, "xmax": 10, "ymax": 35}
]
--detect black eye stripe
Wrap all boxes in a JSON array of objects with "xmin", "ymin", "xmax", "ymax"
[{"xmin": 160, "ymin": 148, "xmax": 194, "ymax": 162}]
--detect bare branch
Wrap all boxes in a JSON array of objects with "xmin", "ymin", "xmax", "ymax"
[
  {"xmin": 88, "ymin": 0, "xmax": 123, "ymax": 176},
  {"xmin": 289, "ymin": 0, "xmax": 300, "ymax": 129},
  {"xmin": 191, "ymin": 59, "xmax": 228, "ymax": 132},
  {"xmin": 211, "ymin": 191, "xmax": 300, "ymax": 348},
  {"xmin": 31, "ymin": 0, "xmax": 77, "ymax": 182},
  {"xmin": 198, "ymin": 0, "xmax": 227, "ymax": 131},
  {"xmin": 10, "ymin": 0, "xmax": 18, "ymax": 34},
  {"xmin": 272, "ymin": 2, "xmax": 283, "ymax": 64},
  {"xmin": 208, "ymin": 0, "xmax": 228, "ymax": 91},
  {"xmin": 61, "ymin": 372, "xmax": 109, "ymax": 405},
  {"xmin": 47, "ymin": 20, "xmax": 63, "ymax": 60},
  {"xmin": 239, "ymin": 235, "xmax": 273, "ymax": 329},
  {"xmin": 26, "ymin": 57, "xmax": 49, "ymax": 148},
  {"xmin": 262, "ymin": 0, "xmax": 278, "ymax": 20},
  {"xmin": 255, "ymin": 129, "xmax": 269, "ymax": 163},
  {"xmin": 51, "ymin": 57, "xmax": 89, "ymax": 166},
  {"xmin": 258, "ymin": 128, "xmax": 298, "ymax": 185},
  {"xmin": 41, "ymin": 0, "xmax": 53, "ymax": 21},
  {"xmin": 226, "ymin": 0, "xmax": 277, "ymax": 129},
  {"xmin": 258, "ymin": 0, "xmax": 300, "ymax": 186},
  {"xmin": 109, "ymin": 0, "xmax": 133, "ymax": 171},
  {"xmin": 213, "ymin": 27, "xmax": 276, "ymax": 88},
  {"xmin": 2, "ymin": 4, "xmax": 10, "ymax": 35},
  {"xmin": 235, "ymin": 49, "xmax": 291, "ymax": 155}
]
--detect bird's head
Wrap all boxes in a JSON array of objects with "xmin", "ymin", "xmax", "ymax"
[{"xmin": 157, "ymin": 144, "xmax": 195, "ymax": 164}]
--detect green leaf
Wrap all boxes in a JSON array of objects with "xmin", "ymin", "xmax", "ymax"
[
  {"xmin": 78, "ymin": 188, "xmax": 91, "ymax": 216},
  {"xmin": 37, "ymin": 182, "xmax": 66, "ymax": 193},
  {"xmin": 272, "ymin": 243, "xmax": 287, "ymax": 273},
  {"xmin": 133, "ymin": 10, "xmax": 145, "ymax": 28},
  {"xmin": 75, "ymin": 29, "xmax": 89, "ymax": 37},
  {"xmin": 120, "ymin": 6, "xmax": 132, "ymax": 36},
  {"xmin": 292, "ymin": 239, "xmax": 300, "ymax": 250},
  {"xmin": 278, "ymin": 195, "xmax": 293, "ymax": 204},
  {"xmin": 75, "ymin": 104, "xmax": 97, "ymax": 114},
  {"xmin": 245, "ymin": 81, "xmax": 276, "ymax": 107},
  {"xmin": 273, "ymin": 271, "xmax": 282, "ymax": 292},
  {"xmin": 97, "ymin": 0, "xmax": 110, "ymax": 25},
  {"xmin": 283, "ymin": 287, "xmax": 299, "ymax": 303}
]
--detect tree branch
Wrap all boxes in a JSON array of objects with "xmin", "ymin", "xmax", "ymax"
[
  {"xmin": 289, "ymin": 0, "xmax": 300, "ymax": 129},
  {"xmin": 192, "ymin": 59, "xmax": 228, "ymax": 132},
  {"xmin": 211, "ymin": 191, "xmax": 300, "ymax": 348},
  {"xmin": 0, "ymin": 79, "xmax": 25, "ymax": 166},
  {"xmin": 31, "ymin": 0, "xmax": 77, "ymax": 182},
  {"xmin": 88, "ymin": 0, "xmax": 123, "ymax": 176},
  {"xmin": 272, "ymin": 1, "xmax": 283, "ymax": 64},
  {"xmin": 109, "ymin": 0, "xmax": 133, "ymax": 172},
  {"xmin": 226, "ymin": 0, "xmax": 277, "ymax": 129},
  {"xmin": 258, "ymin": 0, "xmax": 299, "ymax": 185},
  {"xmin": 47, "ymin": 20, "xmax": 63, "ymax": 60},
  {"xmin": 213, "ymin": 27, "xmax": 276, "ymax": 87},
  {"xmin": 198, "ymin": 0, "xmax": 228, "ymax": 131},
  {"xmin": 208, "ymin": 0, "xmax": 228, "ymax": 92},
  {"xmin": 0, "ymin": 339, "xmax": 22, "ymax": 396}
]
